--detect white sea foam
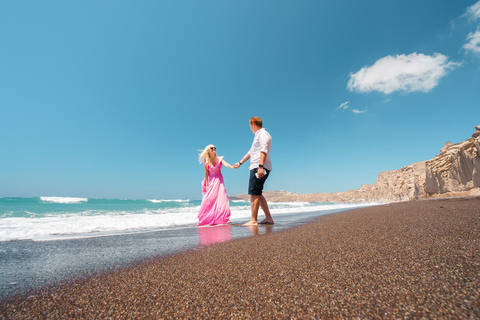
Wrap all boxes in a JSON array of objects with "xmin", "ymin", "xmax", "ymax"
[
  {"xmin": 40, "ymin": 196, "xmax": 88, "ymax": 204},
  {"xmin": 267, "ymin": 201, "xmax": 379, "ymax": 214},
  {"xmin": 147, "ymin": 199, "xmax": 189, "ymax": 203},
  {"xmin": 0, "ymin": 201, "xmax": 383, "ymax": 242},
  {"xmin": 0, "ymin": 209, "xmax": 199, "ymax": 242}
]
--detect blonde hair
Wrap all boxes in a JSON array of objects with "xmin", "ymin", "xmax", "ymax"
[{"xmin": 198, "ymin": 144, "xmax": 217, "ymax": 164}]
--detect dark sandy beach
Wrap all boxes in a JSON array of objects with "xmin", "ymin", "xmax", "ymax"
[{"xmin": 1, "ymin": 197, "xmax": 479, "ymax": 318}]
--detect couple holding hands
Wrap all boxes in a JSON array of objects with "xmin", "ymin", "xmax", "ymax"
[{"xmin": 198, "ymin": 117, "xmax": 273, "ymax": 226}]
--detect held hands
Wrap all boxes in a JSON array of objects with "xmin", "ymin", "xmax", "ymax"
[{"xmin": 233, "ymin": 162, "xmax": 241, "ymax": 169}]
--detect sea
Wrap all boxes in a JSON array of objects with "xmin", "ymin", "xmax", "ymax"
[{"xmin": 0, "ymin": 196, "xmax": 382, "ymax": 299}]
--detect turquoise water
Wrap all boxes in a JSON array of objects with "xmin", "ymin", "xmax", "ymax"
[
  {"xmin": 0, "ymin": 196, "xmax": 378, "ymax": 242},
  {"xmin": 0, "ymin": 196, "xmax": 382, "ymax": 298},
  {"xmin": 0, "ymin": 197, "xmax": 197, "ymax": 218}
]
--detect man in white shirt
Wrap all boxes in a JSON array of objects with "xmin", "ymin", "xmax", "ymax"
[{"xmin": 234, "ymin": 117, "xmax": 273, "ymax": 225}]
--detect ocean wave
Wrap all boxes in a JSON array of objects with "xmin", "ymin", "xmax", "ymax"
[
  {"xmin": 0, "ymin": 199, "xmax": 383, "ymax": 242},
  {"xmin": 268, "ymin": 202, "xmax": 382, "ymax": 214},
  {"xmin": 0, "ymin": 210, "xmax": 200, "ymax": 242},
  {"xmin": 147, "ymin": 199, "xmax": 190, "ymax": 203},
  {"xmin": 40, "ymin": 197, "xmax": 88, "ymax": 204}
]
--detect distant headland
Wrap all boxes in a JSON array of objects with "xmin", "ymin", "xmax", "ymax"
[{"xmin": 230, "ymin": 125, "xmax": 480, "ymax": 203}]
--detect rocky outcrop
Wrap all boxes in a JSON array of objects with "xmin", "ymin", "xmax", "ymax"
[
  {"xmin": 232, "ymin": 125, "xmax": 480, "ymax": 202},
  {"xmin": 355, "ymin": 161, "xmax": 427, "ymax": 201},
  {"xmin": 425, "ymin": 126, "xmax": 480, "ymax": 196}
]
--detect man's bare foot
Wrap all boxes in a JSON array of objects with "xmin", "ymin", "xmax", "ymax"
[
  {"xmin": 243, "ymin": 220, "xmax": 258, "ymax": 226},
  {"xmin": 259, "ymin": 219, "xmax": 274, "ymax": 225}
]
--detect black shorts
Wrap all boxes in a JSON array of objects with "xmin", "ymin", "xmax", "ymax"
[{"xmin": 248, "ymin": 168, "xmax": 270, "ymax": 196}]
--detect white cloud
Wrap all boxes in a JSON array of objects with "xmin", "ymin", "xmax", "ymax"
[
  {"xmin": 347, "ymin": 53, "xmax": 460, "ymax": 95},
  {"xmin": 336, "ymin": 101, "xmax": 349, "ymax": 110},
  {"xmin": 464, "ymin": 28, "xmax": 480, "ymax": 54},
  {"xmin": 336, "ymin": 101, "xmax": 366, "ymax": 114},
  {"xmin": 465, "ymin": 1, "xmax": 480, "ymax": 20},
  {"xmin": 463, "ymin": 2, "xmax": 480, "ymax": 56},
  {"xmin": 352, "ymin": 109, "xmax": 367, "ymax": 114}
]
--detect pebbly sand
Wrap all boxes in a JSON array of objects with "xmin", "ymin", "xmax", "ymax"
[{"xmin": 1, "ymin": 197, "xmax": 479, "ymax": 318}]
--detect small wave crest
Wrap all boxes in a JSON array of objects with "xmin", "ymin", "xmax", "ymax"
[
  {"xmin": 147, "ymin": 199, "xmax": 189, "ymax": 203},
  {"xmin": 0, "ymin": 199, "xmax": 383, "ymax": 242},
  {"xmin": 40, "ymin": 197, "xmax": 88, "ymax": 204},
  {"xmin": 0, "ymin": 209, "xmax": 199, "ymax": 241}
]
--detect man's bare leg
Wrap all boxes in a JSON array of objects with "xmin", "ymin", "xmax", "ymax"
[
  {"xmin": 243, "ymin": 195, "xmax": 260, "ymax": 225},
  {"xmin": 258, "ymin": 195, "xmax": 274, "ymax": 224}
]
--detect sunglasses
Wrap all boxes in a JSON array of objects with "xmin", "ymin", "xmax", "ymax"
[{"xmin": 210, "ymin": 147, "xmax": 216, "ymax": 150}]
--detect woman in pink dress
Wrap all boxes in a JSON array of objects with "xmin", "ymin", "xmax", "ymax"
[{"xmin": 198, "ymin": 144, "xmax": 233, "ymax": 226}]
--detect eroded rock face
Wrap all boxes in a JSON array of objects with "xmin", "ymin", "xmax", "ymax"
[
  {"xmin": 357, "ymin": 161, "xmax": 427, "ymax": 201},
  {"xmin": 425, "ymin": 129, "xmax": 480, "ymax": 196},
  {"xmin": 234, "ymin": 125, "xmax": 480, "ymax": 203},
  {"xmin": 352, "ymin": 125, "xmax": 480, "ymax": 201},
  {"xmin": 361, "ymin": 125, "xmax": 480, "ymax": 201}
]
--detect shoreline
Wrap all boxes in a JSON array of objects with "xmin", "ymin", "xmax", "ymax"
[
  {"xmin": 0, "ymin": 203, "xmax": 370, "ymax": 299},
  {"xmin": 2, "ymin": 197, "xmax": 479, "ymax": 318}
]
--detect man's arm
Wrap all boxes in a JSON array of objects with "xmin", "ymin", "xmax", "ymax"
[
  {"xmin": 257, "ymin": 152, "xmax": 267, "ymax": 178},
  {"xmin": 233, "ymin": 154, "xmax": 250, "ymax": 169}
]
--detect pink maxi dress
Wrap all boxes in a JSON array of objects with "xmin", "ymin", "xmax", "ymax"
[{"xmin": 198, "ymin": 156, "xmax": 231, "ymax": 226}]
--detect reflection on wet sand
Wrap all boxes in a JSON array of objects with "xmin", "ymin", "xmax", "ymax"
[
  {"xmin": 197, "ymin": 224, "xmax": 274, "ymax": 247},
  {"xmin": 244, "ymin": 224, "xmax": 274, "ymax": 236},
  {"xmin": 197, "ymin": 224, "xmax": 232, "ymax": 246}
]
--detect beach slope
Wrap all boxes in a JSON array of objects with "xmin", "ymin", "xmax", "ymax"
[{"xmin": 2, "ymin": 197, "xmax": 479, "ymax": 318}]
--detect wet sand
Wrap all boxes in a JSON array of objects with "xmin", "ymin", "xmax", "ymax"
[{"xmin": 1, "ymin": 197, "xmax": 479, "ymax": 318}]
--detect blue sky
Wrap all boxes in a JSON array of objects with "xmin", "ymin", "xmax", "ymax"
[{"xmin": 1, "ymin": 1, "xmax": 480, "ymax": 200}]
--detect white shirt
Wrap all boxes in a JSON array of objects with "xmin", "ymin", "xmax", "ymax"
[{"xmin": 248, "ymin": 128, "xmax": 272, "ymax": 171}]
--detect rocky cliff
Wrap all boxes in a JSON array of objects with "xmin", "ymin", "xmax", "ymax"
[
  {"xmin": 425, "ymin": 128, "xmax": 480, "ymax": 196},
  {"xmin": 231, "ymin": 125, "xmax": 480, "ymax": 202}
]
